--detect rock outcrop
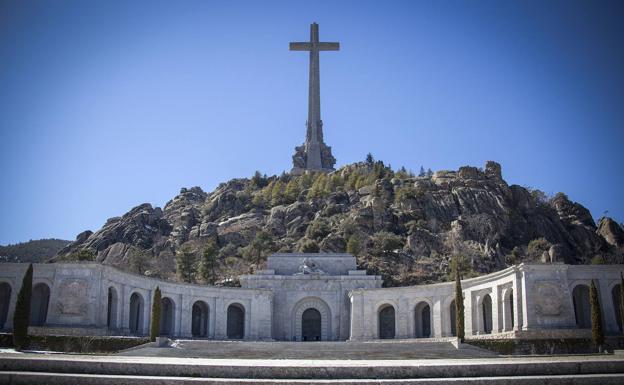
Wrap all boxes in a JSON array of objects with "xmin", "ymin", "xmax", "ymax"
[{"xmin": 55, "ymin": 161, "xmax": 623, "ymax": 286}]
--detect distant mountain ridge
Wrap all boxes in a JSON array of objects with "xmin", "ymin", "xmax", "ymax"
[
  {"xmin": 54, "ymin": 160, "xmax": 624, "ymax": 287},
  {"xmin": 0, "ymin": 239, "xmax": 71, "ymax": 263}
]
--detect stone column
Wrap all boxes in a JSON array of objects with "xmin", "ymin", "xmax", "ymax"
[
  {"xmin": 464, "ymin": 291, "xmax": 473, "ymax": 336},
  {"xmin": 512, "ymin": 270, "xmax": 522, "ymax": 331},
  {"xmin": 144, "ymin": 288, "xmax": 152, "ymax": 337},
  {"xmin": 433, "ymin": 296, "xmax": 443, "ymax": 338},
  {"xmin": 214, "ymin": 297, "xmax": 225, "ymax": 339},
  {"xmin": 491, "ymin": 289, "xmax": 500, "ymax": 333}
]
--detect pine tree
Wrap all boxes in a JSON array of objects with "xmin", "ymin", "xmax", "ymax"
[
  {"xmin": 620, "ymin": 273, "xmax": 624, "ymax": 335},
  {"xmin": 454, "ymin": 259, "xmax": 465, "ymax": 342},
  {"xmin": 284, "ymin": 179, "xmax": 301, "ymax": 203},
  {"xmin": 198, "ymin": 241, "xmax": 217, "ymax": 285},
  {"xmin": 419, "ymin": 166, "xmax": 426, "ymax": 177},
  {"xmin": 175, "ymin": 245, "xmax": 196, "ymax": 283},
  {"xmin": 365, "ymin": 153, "xmax": 374, "ymax": 165},
  {"xmin": 590, "ymin": 280, "xmax": 604, "ymax": 350},
  {"xmin": 12, "ymin": 264, "xmax": 33, "ymax": 350},
  {"xmin": 150, "ymin": 287, "xmax": 162, "ymax": 342},
  {"xmin": 426, "ymin": 168, "xmax": 433, "ymax": 177},
  {"xmin": 346, "ymin": 236, "xmax": 361, "ymax": 257},
  {"xmin": 250, "ymin": 230, "xmax": 273, "ymax": 266}
]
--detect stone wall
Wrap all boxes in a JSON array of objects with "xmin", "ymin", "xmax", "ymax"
[
  {"xmin": 348, "ymin": 264, "xmax": 624, "ymax": 341},
  {"xmin": 0, "ymin": 263, "xmax": 273, "ymax": 340}
]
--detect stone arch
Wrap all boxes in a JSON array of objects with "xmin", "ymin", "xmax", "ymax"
[
  {"xmin": 0, "ymin": 282, "xmax": 11, "ymax": 330},
  {"xmin": 502, "ymin": 287, "xmax": 514, "ymax": 332},
  {"xmin": 414, "ymin": 301, "xmax": 432, "ymax": 338},
  {"xmin": 449, "ymin": 299, "xmax": 457, "ymax": 337},
  {"xmin": 160, "ymin": 297, "xmax": 175, "ymax": 336},
  {"xmin": 612, "ymin": 284, "xmax": 622, "ymax": 332},
  {"xmin": 227, "ymin": 303, "xmax": 245, "ymax": 339},
  {"xmin": 192, "ymin": 300, "xmax": 209, "ymax": 338},
  {"xmin": 477, "ymin": 293, "xmax": 493, "ymax": 334},
  {"xmin": 572, "ymin": 284, "xmax": 591, "ymax": 329},
  {"xmin": 31, "ymin": 282, "xmax": 50, "ymax": 327},
  {"xmin": 378, "ymin": 304, "xmax": 396, "ymax": 339},
  {"xmin": 107, "ymin": 286, "xmax": 118, "ymax": 330},
  {"xmin": 302, "ymin": 308, "xmax": 321, "ymax": 341},
  {"xmin": 292, "ymin": 297, "xmax": 331, "ymax": 341},
  {"xmin": 129, "ymin": 292, "xmax": 144, "ymax": 335}
]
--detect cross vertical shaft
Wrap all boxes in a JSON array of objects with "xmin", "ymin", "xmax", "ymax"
[{"xmin": 290, "ymin": 23, "xmax": 339, "ymax": 173}]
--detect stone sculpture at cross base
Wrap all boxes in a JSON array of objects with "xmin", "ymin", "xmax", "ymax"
[{"xmin": 290, "ymin": 22, "xmax": 338, "ymax": 175}]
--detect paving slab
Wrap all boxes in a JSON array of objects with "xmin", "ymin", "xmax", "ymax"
[{"xmin": 118, "ymin": 340, "xmax": 497, "ymax": 360}]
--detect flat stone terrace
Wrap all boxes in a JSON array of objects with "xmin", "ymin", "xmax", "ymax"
[{"xmin": 118, "ymin": 340, "xmax": 497, "ymax": 360}]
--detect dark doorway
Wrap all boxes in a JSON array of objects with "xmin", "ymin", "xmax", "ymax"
[
  {"xmin": 573, "ymin": 285, "xmax": 591, "ymax": 328},
  {"xmin": 30, "ymin": 283, "xmax": 50, "ymax": 326},
  {"xmin": 129, "ymin": 292, "xmax": 144, "ymax": 334},
  {"xmin": 612, "ymin": 285, "xmax": 622, "ymax": 332},
  {"xmin": 160, "ymin": 297, "xmax": 175, "ymax": 336},
  {"xmin": 415, "ymin": 302, "xmax": 431, "ymax": 338},
  {"xmin": 378, "ymin": 305, "xmax": 395, "ymax": 339},
  {"xmin": 0, "ymin": 283, "xmax": 11, "ymax": 330},
  {"xmin": 482, "ymin": 294, "xmax": 492, "ymax": 334},
  {"xmin": 450, "ymin": 300, "xmax": 457, "ymax": 337},
  {"xmin": 107, "ymin": 287, "xmax": 118, "ymax": 330},
  {"xmin": 227, "ymin": 304, "xmax": 245, "ymax": 339},
  {"xmin": 302, "ymin": 308, "xmax": 321, "ymax": 341},
  {"xmin": 192, "ymin": 301, "xmax": 209, "ymax": 338}
]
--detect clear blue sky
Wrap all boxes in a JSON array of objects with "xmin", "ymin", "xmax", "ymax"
[{"xmin": 1, "ymin": 0, "xmax": 623, "ymax": 245}]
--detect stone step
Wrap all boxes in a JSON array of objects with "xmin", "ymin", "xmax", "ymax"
[
  {"xmin": 1, "ymin": 354, "xmax": 624, "ymax": 380},
  {"xmin": 2, "ymin": 372, "xmax": 624, "ymax": 385}
]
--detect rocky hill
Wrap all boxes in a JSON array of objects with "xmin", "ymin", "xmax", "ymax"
[
  {"xmin": 54, "ymin": 160, "xmax": 624, "ymax": 287},
  {"xmin": 0, "ymin": 239, "xmax": 71, "ymax": 263}
]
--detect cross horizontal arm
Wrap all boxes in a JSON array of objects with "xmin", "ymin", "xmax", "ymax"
[
  {"xmin": 290, "ymin": 42, "xmax": 340, "ymax": 51},
  {"xmin": 290, "ymin": 42, "xmax": 312, "ymax": 51},
  {"xmin": 317, "ymin": 42, "xmax": 339, "ymax": 51}
]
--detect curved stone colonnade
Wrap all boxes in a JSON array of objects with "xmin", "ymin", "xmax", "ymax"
[
  {"xmin": 348, "ymin": 264, "xmax": 624, "ymax": 340},
  {"xmin": 0, "ymin": 262, "xmax": 623, "ymax": 341},
  {"xmin": 0, "ymin": 263, "xmax": 273, "ymax": 339}
]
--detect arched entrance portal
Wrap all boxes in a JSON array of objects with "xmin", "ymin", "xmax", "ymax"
[
  {"xmin": 160, "ymin": 297, "xmax": 175, "ymax": 336},
  {"xmin": 572, "ymin": 284, "xmax": 591, "ymax": 329},
  {"xmin": 192, "ymin": 301, "xmax": 209, "ymax": 338},
  {"xmin": 450, "ymin": 299, "xmax": 457, "ymax": 337},
  {"xmin": 292, "ymin": 298, "xmax": 331, "ymax": 341},
  {"xmin": 301, "ymin": 308, "xmax": 321, "ymax": 341},
  {"xmin": 129, "ymin": 292, "xmax": 144, "ymax": 335},
  {"xmin": 227, "ymin": 303, "xmax": 245, "ymax": 339},
  {"xmin": 378, "ymin": 305, "xmax": 395, "ymax": 339},
  {"xmin": 107, "ymin": 287, "xmax": 118, "ymax": 330},
  {"xmin": 0, "ymin": 283, "xmax": 11, "ymax": 330},
  {"xmin": 414, "ymin": 302, "xmax": 431, "ymax": 338},
  {"xmin": 481, "ymin": 294, "xmax": 493, "ymax": 334},
  {"xmin": 31, "ymin": 283, "xmax": 50, "ymax": 326},
  {"xmin": 612, "ymin": 284, "xmax": 622, "ymax": 332}
]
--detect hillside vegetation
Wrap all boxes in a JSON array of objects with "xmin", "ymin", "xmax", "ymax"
[
  {"xmin": 55, "ymin": 158, "xmax": 624, "ymax": 287},
  {"xmin": 0, "ymin": 239, "xmax": 70, "ymax": 263}
]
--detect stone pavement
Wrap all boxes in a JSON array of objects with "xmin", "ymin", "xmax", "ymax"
[{"xmin": 118, "ymin": 339, "xmax": 498, "ymax": 359}]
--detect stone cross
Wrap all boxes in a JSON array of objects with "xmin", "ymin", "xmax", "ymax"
[{"xmin": 290, "ymin": 23, "xmax": 338, "ymax": 173}]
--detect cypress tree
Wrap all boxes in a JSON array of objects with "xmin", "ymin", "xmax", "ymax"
[
  {"xmin": 455, "ymin": 265, "xmax": 465, "ymax": 342},
  {"xmin": 620, "ymin": 273, "xmax": 624, "ymax": 335},
  {"xmin": 13, "ymin": 264, "xmax": 33, "ymax": 350},
  {"xmin": 590, "ymin": 280, "xmax": 604, "ymax": 350},
  {"xmin": 150, "ymin": 286, "xmax": 162, "ymax": 342}
]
